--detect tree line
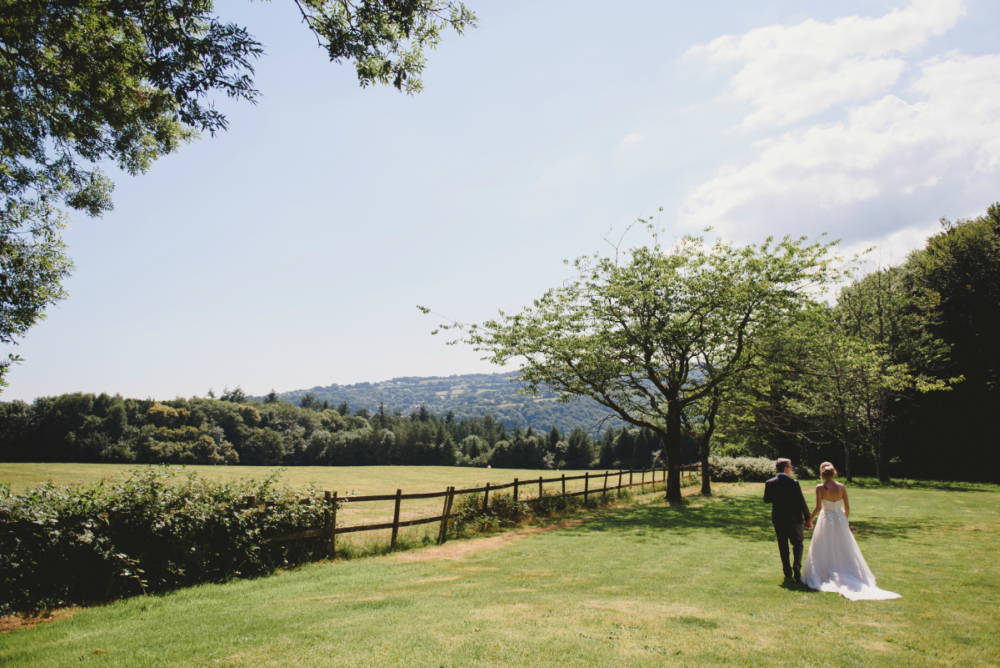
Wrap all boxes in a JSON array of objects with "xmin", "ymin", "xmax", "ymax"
[{"xmin": 0, "ymin": 390, "xmax": 694, "ymax": 470}]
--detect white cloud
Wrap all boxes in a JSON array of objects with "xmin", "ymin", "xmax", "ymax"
[
  {"xmin": 679, "ymin": 51, "xmax": 1000, "ymax": 241},
  {"xmin": 686, "ymin": 0, "xmax": 966, "ymax": 127},
  {"xmin": 836, "ymin": 221, "xmax": 942, "ymax": 268}
]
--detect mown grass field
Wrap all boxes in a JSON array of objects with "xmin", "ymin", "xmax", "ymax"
[{"xmin": 2, "ymin": 469, "xmax": 997, "ymax": 667}]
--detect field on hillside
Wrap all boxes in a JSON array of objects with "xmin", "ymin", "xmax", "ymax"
[
  {"xmin": 0, "ymin": 462, "xmax": 626, "ymax": 495},
  {"xmin": 2, "ymin": 479, "xmax": 997, "ymax": 667}
]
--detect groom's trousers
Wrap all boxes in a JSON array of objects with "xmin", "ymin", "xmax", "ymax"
[{"xmin": 773, "ymin": 519, "xmax": 804, "ymax": 576}]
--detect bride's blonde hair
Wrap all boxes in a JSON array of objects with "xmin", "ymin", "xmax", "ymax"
[{"xmin": 820, "ymin": 462, "xmax": 838, "ymax": 480}]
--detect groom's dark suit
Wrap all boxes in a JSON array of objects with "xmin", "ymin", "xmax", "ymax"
[{"xmin": 763, "ymin": 472, "xmax": 811, "ymax": 577}]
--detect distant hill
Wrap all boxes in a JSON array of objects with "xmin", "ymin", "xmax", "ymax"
[{"xmin": 264, "ymin": 372, "xmax": 624, "ymax": 435}]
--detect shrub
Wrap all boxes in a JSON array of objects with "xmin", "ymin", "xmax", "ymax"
[
  {"xmin": 0, "ymin": 467, "xmax": 330, "ymax": 615},
  {"xmin": 708, "ymin": 456, "xmax": 778, "ymax": 483},
  {"xmin": 447, "ymin": 489, "xmax": 531, "ymax": 538}
]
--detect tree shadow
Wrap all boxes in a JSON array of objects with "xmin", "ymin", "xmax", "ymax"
[
  {"xmin": 566, "ymin": 494, "xmax": 945, "ymax": 543},
  {"xmin": 848, "ymin": 478, "xmax": 997, "ymax": 493},
  {"xmin": 567, "ymin": 494, "xmax": 776, "ymax": 542}
]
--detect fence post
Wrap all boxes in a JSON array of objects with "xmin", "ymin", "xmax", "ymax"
[
  {"xmin": 629, "ymin": 469, "xmax": 633, "ymax": 488},
  {"xmin": 319, "ymin": 491, "xmax": 332, "ymax": 560},
  {"xmin": 618, "ymin": 470, "xmax": 623, "ymax": 491},
  {"xmin": 329, "ymin": 492, "xmax": 338, "ymax": 559},
  {"xmin": 438, "ymin": 487, "xmax": 455, "ymax": 544},
  {"xmin": 247, "ymin": 494, "xmax": 256, "ymax": 508},
  {"xmin": 603, "ymin": 471, "xmax": 608, "ymax": 497},
  {"xmin": 437, "ymin": 487, "xmax": 450, "ymax": 543},
  {"xmin": 513, "ymin": 478, "xmax": 519, "ymax": 504},
  {"xmin": 391, "ymin": 488, "xmax": 402, "ymax": 548},
  {"xmin": 538, "ymin": 476, "xmax": 543, "ymax": 499},
  {"xmin": 483, "ymin": 482, "xmax": 491, "ymax": 512},
  {"xmin": 641, "ymin": 469, "xmax": 645, "ymax": 489},
  {"xmin": 584, "ymin": 472, "xmax": 589, "ymax": 503},
  {"xmin": 561, "ymin": 474, "xmax": 566, "ymax": 497}
]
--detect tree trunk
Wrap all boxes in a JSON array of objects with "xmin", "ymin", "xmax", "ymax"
[
  {"xmin": 876, "ymin": 445, "xmax": 889, "ymax": 483},
  {"xmin": 700, "ymin": 437, "xmax": 711, "ymax": 496},
  {"xmin": 843, "ymin": 441, "xmax": 852, "ymax": 483},
  {"xmin": 665, "ymin": 409, "xmax": 683, "ymax": 503}
]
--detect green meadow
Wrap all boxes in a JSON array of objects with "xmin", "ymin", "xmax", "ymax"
[
  {"xmin": 1, "ymin": 469, "xmax": 997, "ymax": 667},
  {"xmin": 0, "ymin": 462, "xmax": 615, "ymax": 495}
]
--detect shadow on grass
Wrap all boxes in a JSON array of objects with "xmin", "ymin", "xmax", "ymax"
[
  {"xmin": 848, "ymin": 478, "xmax": 998, "ymax": 493},
  {"xmin": 566, "ymin": 494, "xmax": 947, "ymax": 543},
  {"xmin": 778, "ymin": 579, "xmax": 823, "ymax": 595},
  {"xmin": 567, "ymin": 494, "xmax": 776, "ymax": 543}
]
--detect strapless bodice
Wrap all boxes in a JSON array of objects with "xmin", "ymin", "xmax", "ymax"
[{"xmin": 822, "ymin": 498, "xmax": 844, "ymax": 510}]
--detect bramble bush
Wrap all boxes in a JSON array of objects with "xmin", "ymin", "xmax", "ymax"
[{"xmin": 0, "ymin": 467, "xmax": 331, "ymax": 614}]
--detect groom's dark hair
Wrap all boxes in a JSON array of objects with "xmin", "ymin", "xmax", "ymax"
[{"xmin": 776, "ymin": 458, "xmax": 792, "ymax": 473}]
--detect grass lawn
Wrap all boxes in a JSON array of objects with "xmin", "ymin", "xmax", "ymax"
[{"xmin": 2, "ymin": 478, "xmax": 997, "ymax": 667}]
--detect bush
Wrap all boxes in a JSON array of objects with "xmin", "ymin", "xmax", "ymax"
[
  {"xmin": 708, "ymin": 456, "xmax": 779, "ymax": 483},
  {"xmin": 0, "ymin": 467, "xmax": 330, "ymax": 615},
  {"xmin": 448, "ymin": 490, "xmax": 527, "ymax": 538}
]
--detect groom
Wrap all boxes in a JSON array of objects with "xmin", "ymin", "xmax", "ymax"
[{"xmin": 763, "ymin": 458, "xmax": 812, "ymax": 581}]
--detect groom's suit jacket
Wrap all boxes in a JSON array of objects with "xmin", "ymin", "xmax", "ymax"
[{"xmin": 763, "ymin": 473, "xmax": 810, "ymax": 525}]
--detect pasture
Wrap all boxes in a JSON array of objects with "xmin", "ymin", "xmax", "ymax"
[
  {"xmin": 0, "ymin": 463, "xmax": 600, "ymax": 495},
  {"xmin": 1, "ymin": 467, "xmax": 997, "ymax": 667}
]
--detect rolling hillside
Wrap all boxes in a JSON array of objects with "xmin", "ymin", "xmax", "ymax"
[{"xmin": 269, "ymin": 373, "xmax": 624, "ymax": 434}]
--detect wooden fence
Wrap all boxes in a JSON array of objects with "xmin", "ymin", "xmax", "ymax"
[{"xmin": 268, "ymin": 464, "xmax": 701, "ymax": 559}]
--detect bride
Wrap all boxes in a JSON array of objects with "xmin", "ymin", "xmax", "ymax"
[{"xmin": 802, "ymin": 462, "xmax": 901, "ymax": 601}]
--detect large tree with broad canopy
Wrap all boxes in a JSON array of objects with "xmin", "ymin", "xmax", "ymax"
[{"xmin": 424, "ymin": 224, "xmax": 843, "ymax": 501}]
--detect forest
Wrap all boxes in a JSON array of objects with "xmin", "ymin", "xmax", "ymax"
[
  {"xmin": 706, "ymin": 206, "xmax": 999, "ymax": 484},
  {"xmin": 0, "ymin": 390, "xmax": 693, "ymax": 471}
]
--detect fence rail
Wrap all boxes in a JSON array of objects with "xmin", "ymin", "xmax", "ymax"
[{"xmin": 265, "ymin": 464, "xmax": 701, "ymax": 558}]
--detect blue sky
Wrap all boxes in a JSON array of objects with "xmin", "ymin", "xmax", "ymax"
[{"xmin": 4, "ymin": 0, "xmax": 999, "ymax": 401}]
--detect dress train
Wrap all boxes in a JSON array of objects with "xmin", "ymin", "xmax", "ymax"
[{"xmin": 802, "ymin": 499, "xmax": 900, "ymax": 601}]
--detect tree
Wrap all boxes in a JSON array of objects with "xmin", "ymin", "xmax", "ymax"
[
  {"xmin": 917, "ymin": 206, "xmax": 1000, "ymax": 393},
  {"xmin": 219, "ymin": 386, "xmax": 248, "ymax": 403},
  {"xmin": 765, "ymin": 296, "xmax": 960, "ymax": 481},
  {"xmin": 0, "ymin": 0, "xmax": 477, "ymax": 388},
  {"xmin": 597, "ymin": 428, "xmax": 615, "ymax": 468},
  {"xmin": 548, "ymin": 426, "xmax": 561, "ymax": 450},
  {"xmin": 564, "ymin": 427, "xmax": 594, "ymax": 470},
  {"xmin": 427, "ymin": 227, "xmax": 841, "ymax": 501},
  {"xmin": 0, "ymin": 214, "xmax": 71, "ymax": 386},
  {"xmin": 898, "ymin": 206, "xmax": 1000, "ymax": 479},
  {"xmin": 828, "ymin": 262, "xmax": 956, "ymax": 480}
]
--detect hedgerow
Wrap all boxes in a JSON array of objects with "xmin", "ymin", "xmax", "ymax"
[
  {"xmin": 709, "ymin": 456, "xmax": 789, "ymax": 482},
  {"xmin": 0, "ymin": 467, "xmax": 329, "ymax": 615}
]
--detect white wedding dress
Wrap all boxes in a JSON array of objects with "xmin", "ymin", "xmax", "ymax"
[{"xmin": 802, "ymin": 498, "xmax": 901, "ymax": 601}]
